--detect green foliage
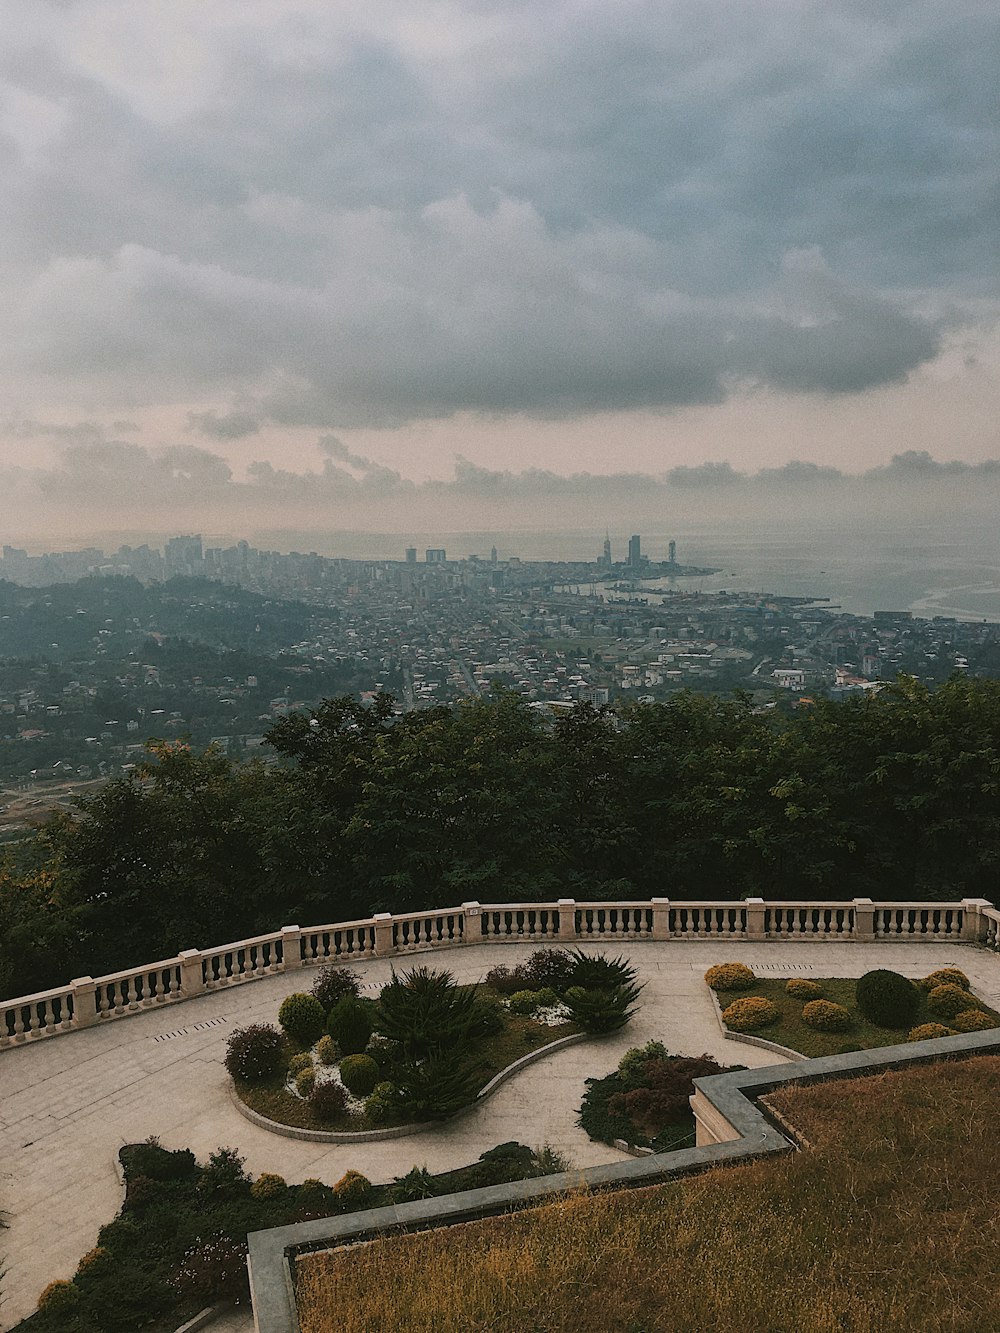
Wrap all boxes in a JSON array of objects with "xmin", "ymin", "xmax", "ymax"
[
  {"xmin": 581, "ymin": 1051, "xmax": 741, "ymax": 1150},
  {"xmin": 951, "ymin": 1009, "xmax": 996, "ymax": 1033},
  {"xmin": 907, "ymin": 1023, "xmax": 958, "ymax": 1042},
  {"xmin": 288, "ymin": 1052, "xmax": 314, "ymax": 1078},
  {"xmin": 508, "ymin": 989, "xmax": 547, "ymax": 1015},
  {"xmin": 364, "ymin": 1081, "xmax": 398, "ymax": 1125},
  {"xmin": 278, "ymin": 992, "xmax": 326, "ymax": 1044},
  {"xmin": 563, "ymin": 980, "xmax": 643, "ymax": 1034},
  {"xmin": 332, "ymin": 1170, "xmax": 373, "ymax": 1205},
  {"xmin": 389, "ymin": 1166, "xmax": 441, "ymax": 1203},
  {"xmin": 564, "ymin": 948, "xmax": 639, "ymax": 992},
  {"xmin": 618, "ymin": 1041, "xmax": 670, "ymax": 1084},
  {"xmin": 390, "ymin": 1051, "xmax": 482, "ymax": 1121},
  {"xmin": 919, "ymin": 968, "xmax": 971, "ymax": 992},
  {"xmin": 855, "ymin": 969, "xmax": 921, "ymax": 1029},
  {"xmin": 224, "ymin": 1023, "xmax": 285, "ymax": 1082},
  {"xmin": 316, "ymin": 1034, "xmax": 338, "ymax": 1065},
  {"xmin": 786, "ymin": 978, "xmax": 824, "ymax": 1000},
  {"xmin": 375, "ymin": 965, "xmax": 479, "ymax": 1058},
  {"xmin": 721, "ymin": 996, "xmax": 781, "ymax": 1032},
  {"xmin": 339, "ymin": 1054, "xmax": 380, "ymax": 1096},
  {"xmin": 801, "ymin": 1000, "xmax": 852, "ymax": 1032},
  {"xmin": 121, "ymin": 1138, "xmax": 196, "ymax": 1183},
  {"xmin": 295, "ymin": 1067, "xmax": 316, "ymax": 1096},
  {"xmin": 250, "ymin": 1173, "xmax": 287, "ymax": 1200},
  {"xmin": 310, "ymin": 1080, "xmax": 348, "ymax": 1122},
  {"xmin": 927, "ymin": 983, "xmax": 977, "ymax": 1019},
  {"xmin": 311, "ymin": 962, "xmax": 363, "ymax": 1011},
  {"xmin": 37, "ymin": 1279, "xmax": 79, "ymax": 1315},
  {"xmin": 327, "ymin": 996, "xmax": 373, "ymax": 1055}
]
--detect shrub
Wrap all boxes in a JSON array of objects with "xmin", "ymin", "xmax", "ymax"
[
  {"xmin": 721, "ymin": 996, "xmax": 780, "ymax": 1032},
  {"xmin": 295, "ymin": 1067, "xmax": 316, "ymax": 1096},
  {"xmin": 855, "ymin": 970, "xmax": 920, "ymax": 1029},
  {"xmin": 509, "ymin": 989, "xmax": 545, "ymax": 1015},
  {"xmin": 907, "ymin": 1023, "xmax": 957, "ymax": 1042},
  {"xmin": 522, "ymin": 948, "xmax": 575, "ymax": 991},
  {"xmin": 801, "ymin": 1000, "xmax": 852, "ymax": 1033},
  {"xmin": 288, "ymin": 1052, "xmax": 314, "ymax": 1078},
  {"xmin": 391, "ymin": 1052, "xmax": 482, "ymax": 1121},
  {"xmin": 375, "ymin": 965, "xmax": 478, "ymax": 1057},
  {"xmin": 563, "ymin": 982, "xmax": 643, "ymax": 1034},
  {"xmin": 564, "ymin": 949, "xmax": 639, "ymax": 992},
  {"xmin": 316, "ymin": 1034, "xmax": 338, "ymax": 1065},
  {"xmin": 333, "ymin": 1170, "xmax": 372, "ymax": 1205},
  {"xmin": 327, "ymin": 996, "xmax": 373, "ymax": 1055},
  {"xmin": 919, "ymin": 967, "xmax": 970, "ymax": 992},
  {"xmin": 339, "ymin": 1053, "xmax": 380, "ymax": 1096},
  {"xmin": 951, "ymin": 1009, "xmax": 996, "ymax": 1033},
  {"xmin": 311, "ymin": 963, "xmax": 363, "ymax": 1011},
  {"xmin": 37, "ymin": 1279, "xmax": 79, "ymax": 1315},
  {"xmin": 310, "ymin": 1080, "xmax": 348, "ymax": 1122},
  {"xmin": 704, "ymin": 963, "xmax": 757, "ymax": 992},
  {"xmin": 610, "ymin": 1055, "xmax": 733, "ymax": 1140},
  {"xmin": 470, "ymin": 995, "xmax": 506, "ymax": 1038},
  {"xmin": 250, "ymin": 1172, "xmax": 286, "ymax": 1200},
  {"xmin": 618, "ymin": 1040, "xmax": 669, "ymax": 1084},
  {"xmin": 483, "ymin": 963, "xmax": 529, "ymax": 995},
  {"xmin": 278, "ymin": 992, "xmax": 326, "ymax": 1045},
  {"xmin": 389, "ymin": 1166, "xmax": 440, "ymax": 1203},
  {"xmin": 121, "ymin": 1138, "xmax": 196, "ymax": 1182},
  {"xmin": 364, "ymin": 1081, "xmax": 397, "ymax": 1125},
  {"xmin": 170, "ymin": 1233, "xmax": 249, "ymax": 1304},
  {"xmin": 197, "ymin": 1147, "xmax": 248, "ymax": 1201},
  {"xmin": 224, "ymin": 1023, "xmax": 284, "ymax": 1082},
  {"xmin": 75, "ymin": 1247, "xmax": 110, "ymax": 1278},
  {"xmin": 927, "ymin": 983, "xmax": 976, "ymax": 1019},
  {"xmin": 786, "ymin": 978, "xmax": 824, "ymax": 1000}
]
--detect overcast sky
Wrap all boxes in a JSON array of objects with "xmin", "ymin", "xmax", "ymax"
[{"xmin": 1, "ymin": 0, "xmax": 997, "ymax": 541}]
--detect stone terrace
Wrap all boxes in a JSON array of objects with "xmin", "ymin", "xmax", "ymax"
[{"xmin": 3, "ymin": 935, "xmax": 1000, "ymax": 1332}]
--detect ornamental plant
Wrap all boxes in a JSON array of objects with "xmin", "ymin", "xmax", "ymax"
[
  {"xmin": 224, "ymin": 1024, "xmax": 284, "ymax": 1082},
  {"xmin": 311, "ymin": 962, "xmax": 363, "ymax": 1011},
  {"xmin": 327, "ymin": 996, "xmax": 373, "ymax": 1055},
  {"xmin": 705, "ymin": 963, "xmax": 756, "ymax": 992},
  {"xmin": 391, "ymin": 1051, "xmax": 482, "ymax": 1121},
  {"xmin": 310, "ymin": 1080, "xmax": 348, "ymax": 1122},
  {"xmin": 364, "ymin": 1081, "xmax": 398, "ymax": 1124},
  {"xmin": 295, "ymin": 1067, "xmax": 316, "ymax": 1097},
  {"xmin": 332, "ymin": 1170, "xmax": 373, "ymax": 1205},
  {"xmin": 37, "ymin": 1280, "xmax": 80, "ymax": 1315},
  {"xmin": 563, "ymin": 981, "xmax": 643, "ymax": 1034},
  {"xmin": 786, "ymin": 978, "xmax": 824, "ymax": 1000},
  {"xmin": 855, "ymin": 970, "xmax": 920, "ymax": 1029},
  {"xmin": 250, "ymin": 1173, "xmax": 286, "ymax": 1201},
  {"xmin": 801, "ymin": 1000, "xmax": 852, "ymax": 1032},
  {"xmin": 919, "ymin": 968, "xmax": 970, "ymax": 992},
  {"xmin": 315, "ymin": 1035, "xmax": 338, "ymax": 1065},
  {"xmin": 564, "ymin": 948, "xmax": 638, "ymax": 992},
  {"xmin": 950, "ymin": 1009, "xmax": 995, "ymax": 1033},
  {"xmin": 278, "ymin": 992, "xmax": 326, "ymax": 1045},
  {"xmin": 617, "ymin": 1041, "xmax": 669, "ymax": 1084},
  {"xmin": 721, "ymin": 996, "xmax": 780, "ymax": 1032},
  {"xmin": 375, "ymin": 965, "xmax": 478, "ymax": 1059},
  {"xmin": 339, "ymin": 1053, "xmax": 380, "ymax": 1097},
  {"xmin": 288, "ymin": 1052, "xmax": 314, "ymax": 1078},
  {"xmin": 927, "ymin": 983, "xmax": 976, "ymax": 1019},
  {"xmin": 907, "ymin": 1023, "xmax": 957, "ymax": 1042},
  {"xmin": 509, "ymin": 989, "xmax": 547, "ymax": 1016}
]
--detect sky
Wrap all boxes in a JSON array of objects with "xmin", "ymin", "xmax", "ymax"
[{"xmin": 0, "ymin": 0, "xmax": 997, "ymax": 545}]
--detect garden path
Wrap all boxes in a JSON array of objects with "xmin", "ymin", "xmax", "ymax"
[{"xmin": 3, "ymin": 939, "xmax": 999, "ymax": 1331}]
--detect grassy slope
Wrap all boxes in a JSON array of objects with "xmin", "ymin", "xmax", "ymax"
[
  {"xmin": 720, "ymin": 976, "xmax": 1000, "ymax": 1057},
  {"xmin": 296, "ymin": 1055, "xmax": 1000, "ymax": 1333}
]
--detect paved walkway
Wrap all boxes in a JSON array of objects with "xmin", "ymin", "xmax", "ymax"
[{"xmin": 2, "ymin": 939, "xmax": 998, "ymax": 1331}]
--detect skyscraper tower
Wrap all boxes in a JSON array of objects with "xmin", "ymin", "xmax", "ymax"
[
  {"xmin": 668, "ymin": 539, "xmax": 676, "ymax": 564},
  {"xmin": 603, "ymin": 531, "xmax": 612, "ymax": 566},
  {"xmin": 490, "ymin": 545, "xmax": 498, "ymax": 564},
  {"xmin": 628, "ymin": 534, "xmax": 641, "ymax": 567}
]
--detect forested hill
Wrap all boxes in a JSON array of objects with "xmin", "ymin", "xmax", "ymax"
[{"xmin": 2, "ymin": 677, "xmax": 998, "ymax": 999}]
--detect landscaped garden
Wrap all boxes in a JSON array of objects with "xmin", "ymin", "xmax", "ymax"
[
  {"xmin": 13, "ymin": 1138, "xmax": 571, "ymax": 1333},
  {"xmin": 705, "ymin": 962, "xmax": 1000, "ymax": 1057},
  {"xmin": 230, "ymin": 950, "xmax": 643, "ymax": 1132},
  {"xmin": 578, "ymin": 1041, "xmax": 743, "ymax": 1153},
  {"xmin": 294, "ymin": 1054, "xmax": 1000, "ymax": 1332}
]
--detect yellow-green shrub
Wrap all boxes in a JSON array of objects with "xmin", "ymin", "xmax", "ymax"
[
  {"xmin": 927, "ymin": 983, "xmax": 975, "ymax": 1019},
  {"xmin": 75, "ymin": 1247, "xmax": 108, "ymax": 1277},
  {"xmin": 907, "ymin": 1023, "xmax": 957, "ymax": 1042},
  {"xmin": 250, "ymin": 1173, "xmax": 287, "ymax": 1200},
  {"xmin": 37, "ymin": 1280, "xmax": 79, "ymax": 1314},
  {"xmin": 801, "ymin": 999, "xmax": 851, "ymax": 1032},
  {"xmin": 333, "ymin": 1169, "xmax": 372, "ymax": 1204},
  {"xmin": 295, "ymin": 1067, "xmax": 316, "ymax": 1096},
  {"xmin": 721, "ymin": 996, "xmax": 779, "ymax": 1032},
  {"xmin": 919, "ymin": 968, "xmax": 970, "ymax": 992},
  {"xmin": 705, "ymin": 963, "xmax": 756, "ymax": 992},
  {"xmin": 951, "ymin": 1009, "xmax": 996, "ymax": 1033},
  {"xmin": 316, "ymin": 1035, "xmax": 338, "ymax": 1065},
  {"xmin": 288, "ymin": 1053, "xmax": 314, "ymax": 1078},
  {"xmin": 786, "ymin": 978, "xmax": 824, "ymax": 1001}
]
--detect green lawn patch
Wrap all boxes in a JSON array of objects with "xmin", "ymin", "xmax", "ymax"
[{"xmin": 719, "ymin": 976, "xmax": 1000, "ymax": 1057}]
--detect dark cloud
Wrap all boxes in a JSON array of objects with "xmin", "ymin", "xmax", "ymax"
[{"xmin": 0, "ymin": 2, "xmax": 995, "ymax": 427}]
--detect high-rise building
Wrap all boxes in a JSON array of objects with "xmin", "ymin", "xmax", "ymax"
[
  {"xmin": 668, "ymin": 539, "xmax": 676, "ymax": 564},
  {"xmin": 405, "ymin": 547, "xmax": 417, "ymax": 563},
  {"xmin": 425, "ymin": 548, "xmax": 447, "ymax": 563},
  {"xmin": 490, "ymin": 546, "xmax": 498, "ymax": 564},
  {"xmin": 628, "ymin": 534, "xmax": 641, "ymax": 567},
  {"xmin": 600, "ymin": 532, "xmax": 612, "ymax": 568}
]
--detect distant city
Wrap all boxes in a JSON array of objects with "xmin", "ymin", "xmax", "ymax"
[{"xmin": 2, "ymin": 532, "xmax": 999, "ymax": 813}]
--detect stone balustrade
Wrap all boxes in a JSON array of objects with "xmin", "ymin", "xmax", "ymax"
[{"xmin": 0, "ymin": 895, "xmax": 993, "ymax": 1051}]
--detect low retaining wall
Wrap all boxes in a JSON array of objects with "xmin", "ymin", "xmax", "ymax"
[
  {"xmin": 247, "ymin": 1028, "xmax": 1000, "ymax": 1333},
  {"xmin": 230, "ymin": 1032, "xmax": 588, "ymax": 1143}
]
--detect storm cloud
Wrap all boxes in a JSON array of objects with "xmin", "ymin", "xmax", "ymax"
[{"xmin": 0, "ymin": 0, "xmax": 995, "ymax": 433}]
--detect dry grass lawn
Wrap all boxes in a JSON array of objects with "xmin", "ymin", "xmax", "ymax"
[{"xmin": 296, "ymin": 1055, "xmax": 1000, "ymax": 1333}]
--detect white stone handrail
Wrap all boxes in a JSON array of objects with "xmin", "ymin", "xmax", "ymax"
[{"xmin": 0, "ymin": 895, "xmax": 994, "ymax": 1051}]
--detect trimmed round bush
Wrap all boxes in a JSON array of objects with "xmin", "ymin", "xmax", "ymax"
[
  {"xmin": 224, "ymin": 1023, "xmax": 284, "ymax": 1082},
  {"xmin": 855, "ymin": 969, "xmax": 920, "ymax": 1029},
  {"xmin": 327, "ymin": 996, "xmax": 373, "ymax": 1055},
  {"xmin": 919, "ymin": 967, "xmax": 970, "ymax": 992},
  {"xmin": 339, "ymin": 1053, "xmax": 380, "ymax": 1097},
  {"xmin": 786, "ymin": 978, "xmax": 824, "ymax": 1001},
  {"xmin": 951, "ymin": 1009, "xmax": 996, "ymax": 1033},
  {"xmin": 907, "ymin": 1023, "xmax": 957, "ymax": 1042},
  {"xmin": 705, "ymin": 963, "xmax": 756, "ymax": 992},
  {"xmin": 311, "ymin": 963, "xmax": 363, "ymax": 1011},
  {"xmin": 721, "ymin": 996, "xmax": 780, "ymax": 1032},
  {"xmin": 316, "ymin": 1035, "xmax": 338, "ymax": 1066},
  {"xmin": 333, "ymin": 1169, "xmax": 372, "ymax": 1204},
  {"xmin": 288, "ymin": 1053, "xmax": 314, "ymax": 1078},
  {"xmin": 365, "ymin": 1081, "xmax": 397, "ymax": 1124},
  {"xmin": 801, "ymin": 999, "xmax": 852, "ymax": 1033},
  {"xmin": 295, "ymin": 1067, "xmax": 316, "ymax": 1097},
  {"xmin": 310, "ymin": 1080, "xmax": 348, "ymax": 1122},
  {"xmin": 278, "ymin": 993, "xmax": 326, "ymax": 1045},
  {"xmin": 250, "ymin": 1173, "xmax": 286, "ymax": 1201},
  {"xmin": 927, "ymin": 983, "xmax": 976, "ymax": 1019},
  {"xmin": 37, "ymin": 1280, "xmax": 80, "ymax": 1315},
  {"xmin": 509, "ymin": 989, "xmax": 544, "ymax": 1016}
]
